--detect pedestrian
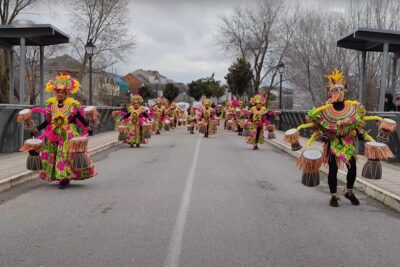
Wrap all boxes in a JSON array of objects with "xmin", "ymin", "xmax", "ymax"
[
  {"xmin": 395, "ymin": 96, "xmax": 400, "ymax": 111},
  {"xmin": 384, "ymin": 93, "xmax": 396, "ymax": 111}
]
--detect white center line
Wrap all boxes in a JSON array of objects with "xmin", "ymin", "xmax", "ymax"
[{"xmin": 165, "ymin": 137, "xmax": 201, "ymax": 267}]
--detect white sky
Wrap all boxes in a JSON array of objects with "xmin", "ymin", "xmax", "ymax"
[{"xmin": 23, "ymin": 0, "xmax": 347, "ymax": 84}]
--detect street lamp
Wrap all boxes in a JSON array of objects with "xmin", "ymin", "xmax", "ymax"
[
  {"xmin": 278, "ymin": 62, "xmax": 285, "ymax": 110},
  {"xmin": 85, "ymin": 39, "xmax": 95, "ymax": 105}
]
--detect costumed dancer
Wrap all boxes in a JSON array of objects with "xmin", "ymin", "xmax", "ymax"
[
  {"xmin": 224, "ymin": 101, "xmax": 235, "ymax": 130},
  {"xmin": 235, "ymin": 99, "xmax": 247, "ymax": 136},
  {"xmin": 26, "ymin": 72, "xmax": 97, "ymax": 189},
  {"xmin": 123, "ymin": 94, "xmax": 149, "ymax": 147},
  {"xmin": 152, "ymin": 97, "xmax": 167, "ymax": 134},
  {"xmin": 187, "ymin": 106, "xmax": 197, "ymax": 134},
  {"xmin": 169, "ymin": 101, "xmax": 179, "ymax": 128},
  {"xmin": 245, "ymin": 95, "xmax": 272, "ymax": 150},
  {"xmin": 292, "ymin": 69, "xmax": 395, "ymax": 207},
  {"xmin": 198, "ymin": 98, "xmax": 216, "ymax": 138}
]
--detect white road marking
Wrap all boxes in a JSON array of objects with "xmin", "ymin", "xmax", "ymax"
[{"xmin": 164, "ymin": 137, "xmax": 201, "ymax": 267}]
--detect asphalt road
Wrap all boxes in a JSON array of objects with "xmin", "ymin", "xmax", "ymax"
[{"xmin": 1, "ymin": 127, "xmax": 400, "ymax": 267}]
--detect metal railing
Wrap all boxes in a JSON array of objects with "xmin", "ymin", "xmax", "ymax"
[
  {"xmin": 275, "ymin": 110, "xmax": 400, "ymax": 162},
  {"xmin": 0, "ymin": 104, "xmax": 117, "ymax": 153}
]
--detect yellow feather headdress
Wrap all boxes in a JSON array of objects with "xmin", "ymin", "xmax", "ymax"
[
  {"xmin": 324, "ymin": 69, "xmax": 346, "ymax": 89},
  {"xmin": 46, "ymin": 72, "xmax": 80, "ymax": 94},
  {"xmin": 131, "ymin": 94, "xmax": 143, "ymax": 104}
]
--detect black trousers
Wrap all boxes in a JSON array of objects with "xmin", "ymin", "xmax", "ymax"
[
  {"xmin": 328, "ymin": 153, "xmax": 357, "ymax": 194},
  {"xmin": 204, "ymin": 121, "xmax": 209, "ymax": 137},
  {"xmin": 254, "ymin": 126, "xmax": 262, "ymax": 145}
]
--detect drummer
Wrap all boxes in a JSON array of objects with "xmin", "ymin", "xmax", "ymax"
[
  {"xmin": 295, "ymin": 69, "xmax": 379, "ymax": 207},
  {"xmin": 32, "ymin": 72, "xmax": 96, "ymax": 189}
]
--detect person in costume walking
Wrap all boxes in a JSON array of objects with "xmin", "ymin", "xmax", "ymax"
[
  {"xmin": 246, "ymin": 95, "xmax": 271, "ymax": 150},
  {"xmin": 187, "ymin": 106, "xmax": 197, "ymax": 134},
  {"xmin": 198, "ymin": 98, "xmax": 216, "ymax": 138},
  {"xmin": 123, "ymin": 94, "xmax": 149, "ymax": 147},
  {"xmin": 294, "ymin": 69, "xmax": 393, "ymax": 207},
  {"xmin": 32, "ymin": 72, "xmax": 96, "ymax": 189},
  {"xmin": 152, "ymin": 97, "xmax": 167, "ymax": 134}
]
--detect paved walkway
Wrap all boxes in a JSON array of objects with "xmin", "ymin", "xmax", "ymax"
[
  {"xmin": 269, "ymin": 130, "xmax": 400, "ymax": 202},
  {"xmin": 0, "ymin": 131, "xmax": 117, "ymax": 183}
]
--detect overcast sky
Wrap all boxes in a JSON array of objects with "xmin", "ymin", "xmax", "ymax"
[{"xmin": 25, "ymin": 0, "xmax": 347, "ymax": 84}]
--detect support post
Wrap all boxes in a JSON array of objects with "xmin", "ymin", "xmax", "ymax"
[
  {"xmin": 391, "ymin": 53, "xmax": 399, "ymax": 97},
  {"xmin": 9, "ymin": 50, "xmax": 15, "ymax": 104},
  {"xmin": 39, "ymin": 46, "xmax": 45, "ymax": 124},
  {"xmin": 359, "ymin": 51, "xmax": 367, "ymax": 104},
  {"xmin": 379, "ymin": 43, "xmax": 389, "ymax": 111},
  {"xmin": 19, "ymin": 38, "xmax": 26, "ymax": 104},
  {"xmin": 279, "ymin": 73, "xmax": 283, "ymax": 109}
]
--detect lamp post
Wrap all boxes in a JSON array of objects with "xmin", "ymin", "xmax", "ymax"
[
  {"xmin": 278, "ymin": 62, "xmax": 285, "ymax": 110},
  {"xmin": 85, "ymin": 39, "xmax": 95, "ymax": 105}
]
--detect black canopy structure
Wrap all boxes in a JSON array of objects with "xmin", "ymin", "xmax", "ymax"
[
  {"xmin": 0, "ymin": 24, "xmax": 70, "ymax": 107},
  {"xmin": 337, "ymin": 27, "xmax": 400, "ymax": 111}
]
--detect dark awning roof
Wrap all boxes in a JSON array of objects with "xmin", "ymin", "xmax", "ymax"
[
  {"xmin": 337, "ymin": 27, "xmax": 400, "ymax": 52},
  {"xmin": 0, "ymin": 24, "xmax": 70, "ymax": 48}
]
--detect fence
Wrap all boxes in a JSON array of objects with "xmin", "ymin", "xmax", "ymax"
[
  {"xmin": 276, "ymin": 110, "xmax": 400, "ymax": 162},
  {"xmin": 0, "ymin": 104, "xmax": 117, "ymax": 153}
]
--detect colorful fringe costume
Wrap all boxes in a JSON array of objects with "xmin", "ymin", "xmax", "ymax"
[
  {"xmin": 245, "ymin": 95, "xmax": 271, "ymax": 149},
  {"xmin": 123, "ymin": 95, "xmax": 149, "ymax": 147},
  {"xmin": 198, "ymin": 98, "xmax": 216, "ymax": 138},
  {"xmin": 33, "ymin": 73, "xmax": 96, "ymax": 188}
]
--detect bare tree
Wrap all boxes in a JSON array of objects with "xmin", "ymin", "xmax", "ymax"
[
  {"xmin": 70, "ymin": 0, "xmax": 136, "ymax": 80},
  {"xmin": 217, "ymin": 0, "xmax": 284, "ymax": 92},
  {"xmin": 0, "ymin": 0, "xmax": 37, "ymax": 103}
]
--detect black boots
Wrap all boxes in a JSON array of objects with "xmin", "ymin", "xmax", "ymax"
[
  {"xmin": 330, "ymin": 195, "xmax": 339, "ymax": 207},
  {"xmin": 58, "ymin": 179, "xmax": 70, "ymax": 189},
  {"xmin": 344, "ymin": 191, "xmax": 360, "ymax": 205}
]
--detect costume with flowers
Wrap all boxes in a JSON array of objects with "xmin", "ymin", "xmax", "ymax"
[
  {"xmin": 223, "ymin": 101, "xmax": 235, "ymax": 130},
  {"xmin": 198, "ymin": 98, "xmax": 216, "ymax": 137},
  {"xmin": 169, "ymin": 102, "xmax": 179, "ymax": 128},
  {"xmin": 34, "ymin": 73, "xmax": 96, "ymax": 183},
  {"xmin": 234, "ymin": 99, "xmax": 247, "ymax": 135},
  {"xmin": 246, "ymin": 95, "xmax": 271, "ymax": 147},
  {"xmin": 152, "ymin": 97, "xmax": 167, "ymax": 134},
  {"xmin": 187, "ymin": 106, "xmax": 197, "ymax": 134},
  {"xmin": 294, "ymin": 69, "xmax": 392, "ymax": 206},
  {"xmin": 123, "ymin": 95, "xmax": 149, "ymax": 146}
]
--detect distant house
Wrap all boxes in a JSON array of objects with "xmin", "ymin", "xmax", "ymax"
[
  {"xmin": 42, "ymin": 54, "xmax": 126, "ymax": 105},
  {"xmin": 123, "ymin": 73, "xmax": 143, "ymax": 93}
]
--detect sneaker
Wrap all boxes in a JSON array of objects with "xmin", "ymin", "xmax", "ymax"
[
  {"xmin": 344, "ymin": 192, "xmax": 360, "ymax": 206},
  {"xmin": 330, "ymin": 196, "xmax": 339, "ymax": 207}
]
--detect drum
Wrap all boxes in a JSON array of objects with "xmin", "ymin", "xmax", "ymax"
[
  {"xmin": 84, "ymin": 106, "xmax": 100, "ymax": 127},
  {"xmin": 284, "ymin": 128, "xmax": 302, "ymax": 151},
  {"xmin": 362, "ymin": 142, "xmax": 394, "ymax": 180},
  {"xmin": 266, "ymin": 124, "xmax": 276, "ymax": 139},
  {"xmin": 198, "ymin": 122, "xmax": 206, "ymax": 134},
  {"xmin": 377, "ymin": 118, "xmax": 397, "ymax": 142},
  {"xmin": 20, "ymin": 139, "xmax": 43, "ymax": 171},
  {"xmin": 117, "ymin": 126, "xmax": 128, "ymax": 141},
  {"xmin": 17, "ymin": 109, "xmax": 36, "ymax": 130},
  {"xmin": 297, "ymin": 149, "xmax": 322, "ymax": 187},
  {"xmin": 111, "ymin": 110, "xmax": 121, "ymax": 119},
  {"xmin": 68, "ymin": 137, "xmax": 91, "ymax": 170},
  {"xmin": 142, "ymin": 123, "xmax": 152, "ymax": 139},
  {"xmin": 164, "ymin": 120, "xmax": 170, "ymax": 131},
  {"xmin": 226, "ymin": 120, "xmax": 234, "ymax": 130}
]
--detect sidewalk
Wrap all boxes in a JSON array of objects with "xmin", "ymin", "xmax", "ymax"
[
  {"xmin": 266, "ymin": 130, "xmax": 400, "ymax": 212},
  {"xmin": 0, "ymin": 131, "xmax": 118, "ymax": 192}
]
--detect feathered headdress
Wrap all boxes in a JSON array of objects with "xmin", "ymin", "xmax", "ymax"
[
  {"xmin": 46, "ymin": 72, "xmax": 79, "ymax": 94},
  {"xmin": 250, "ymin": 94, "xmax": 265, "ymax": 105},
  {"xmin": 202, "ymin": 98, "xmax": 212, "ymax": 106},
  {"xmin": 324, "ymin": 69, "xmax": 346, "ymax": 90},
  {"xmin": 131, "ymin": 94, "xmax": 143, "ymax": 104}
]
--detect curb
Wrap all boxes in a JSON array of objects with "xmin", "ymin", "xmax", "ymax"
[
  {"xmin": 265, "ymin": 136, "xmax": 400, "ymax": 213},
  {"xmin": 0, "ymin": 140, "xmax": 120, "ymax": 194}
]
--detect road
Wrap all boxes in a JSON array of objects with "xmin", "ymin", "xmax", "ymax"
[{"xmin": 1, "ymin": 127, "xmax": 400, "ymax": 267}]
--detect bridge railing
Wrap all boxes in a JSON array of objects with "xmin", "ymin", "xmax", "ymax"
[
  {"xmin": 0, "ymin": 104, "xmax": 117, "ymax": 153},
  {"xmin": 274, "ymin": 110, "xmax": 400, "ymax": 162}
]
